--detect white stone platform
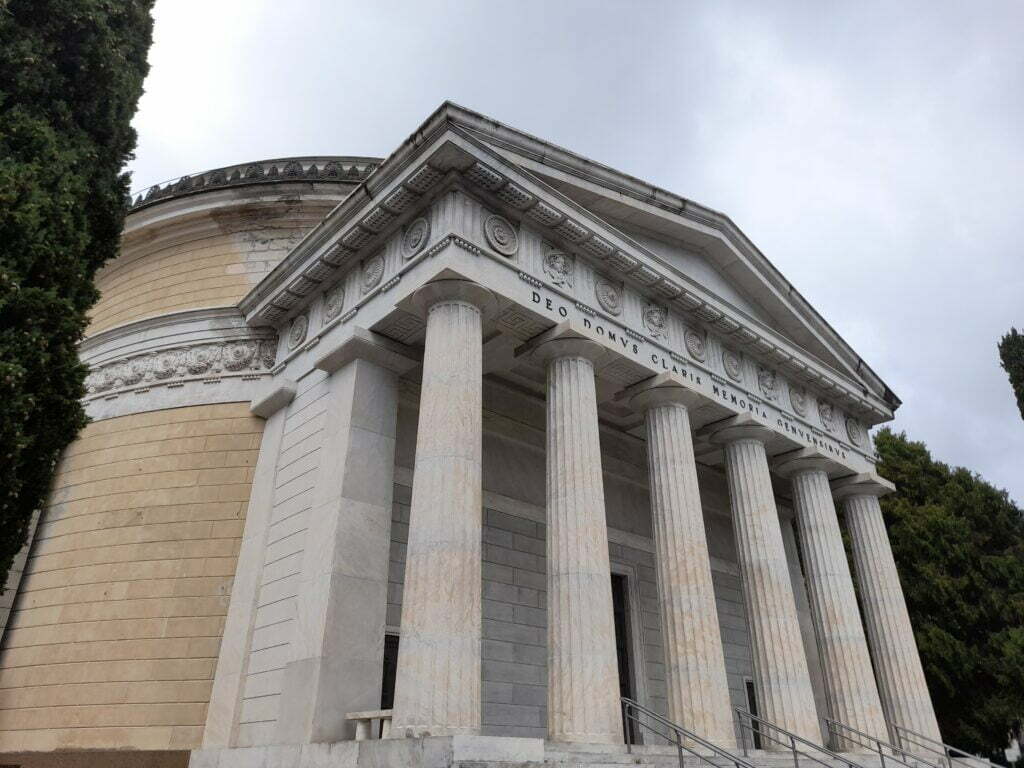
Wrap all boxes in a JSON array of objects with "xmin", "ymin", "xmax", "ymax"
[{"xmin": 190, "ymin": 736, "xmax": 897, "ymax": 768}]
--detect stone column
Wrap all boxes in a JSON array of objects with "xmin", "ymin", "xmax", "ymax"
[
  {"xmin": 534, "ymin": 333, "xmax": 622, "ymax": 745},
  {"xmin": 705, "ymin": 417, "xmax": 820, "ymax": 745},
  {"xmin": 630, "ymin": 376, "xmax": 734, "ymax": 747},
  {"xmin": 390, "ymin": 280, "xmax": 496, "ymax": 738},
  {"xmin": 276, "ymin": 330, "xmax": 419, "ymax": 744},
  {"xmin": 776, "ymin": 454, "xmax": 887, "ymax": 750},
  {"xmin": 834, "ymin": 475, "xmax": 942, "ymax": 745}
]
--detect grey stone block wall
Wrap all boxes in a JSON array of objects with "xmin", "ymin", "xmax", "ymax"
[{"xmin": 386, "ymin": 483, "xmax": 755, "ymax": 742}]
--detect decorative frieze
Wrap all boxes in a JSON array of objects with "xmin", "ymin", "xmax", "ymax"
[{"xmin": 84, "ymin": 338, "xmax": 276, "ymax": 399}]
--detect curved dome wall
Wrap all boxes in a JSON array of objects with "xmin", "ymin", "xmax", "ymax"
[{"xmin": 0, "ymin": 157, "xmax": 379, "ymax": 761}]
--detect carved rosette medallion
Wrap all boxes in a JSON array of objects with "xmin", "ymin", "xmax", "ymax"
[
  {"xmin": 818, "ymin": 400, "xmax": 836, "ymax": 432},
  {"xmin": 361, "ymin": 253, "xmax": 384, "ymax": 293},
  {"xmin": 288, "ymin": 314, "xmax": 309, "ymax": 350},
  {"xmin": 186, "ymin": 345, "xmax": 217, "ymax": 375},
  {"xmin": 642, "ymin": 304, "xmax": 667, "ymax": 340},
  {"xmin": 542, "ymin": 250, "xmax": 574, "ymax": 288},
  {"xmin": 223, "ymin": 341, "xmax": 258, "ymax": 371},
  {"xmin": 323, "ymin": 282, "xmax": 345, "ymax": 324},
  {"xmin": 402, "ymin": 217, "xmax": 430, "ymax": 259},
  {"xmin": 722, "ymin": 348, "xmax": 743, "ymax": 381},
  {"xmin": 789, "ymin": 384, "xmax": 809, "ymax": 417},
  {"xmin": 684, "ymin": 327, "xmax": 706, "ymax": 362},
  {"xmin": 594, "ymin": 277, "xmax": 622, "ymax": 316},
  {"xmin": 846, "ymin": 417, "xmax": 865, "ymax": 447},
  {"xmin": 757, "ymin": 366, "xmax": 778, "ymax": 401},
  {"xmin": 484, "ymin": 214, "xmax": 519, "ymax": 256}
]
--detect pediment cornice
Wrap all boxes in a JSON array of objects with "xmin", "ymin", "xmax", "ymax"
[{"xmin": 239, "ymin": 123, "xmax": 894, "ymax": 427}]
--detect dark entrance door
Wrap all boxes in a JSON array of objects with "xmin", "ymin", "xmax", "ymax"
[{"xmin": 610, "ymin": 573, "xmax": 638, "ymax": 744}]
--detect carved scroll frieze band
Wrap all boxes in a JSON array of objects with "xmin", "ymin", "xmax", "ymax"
[{"xmin": 84, "ymin": 337, "xmax": 277, "ymax": 400}]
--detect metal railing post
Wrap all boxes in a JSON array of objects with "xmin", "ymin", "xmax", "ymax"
[{"xmin": 791, "ymin": 733, "xmax": 800, "ymax": 768}]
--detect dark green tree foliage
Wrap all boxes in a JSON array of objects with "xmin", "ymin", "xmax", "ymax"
[
  {"xmin": 874, "ymin": 428, "xmax": 1024, "ymax": 761},
  {"xmin": 0, "ymin": 1, "xmax": 153, "ymax": 584},
  {"xmin": 999, "ymin": 328, "xmax": 1024, "ymax": 421}
]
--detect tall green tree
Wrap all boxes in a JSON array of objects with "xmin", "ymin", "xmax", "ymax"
[
  {"xmin": 999, "ymin": 328, "xmax": 1024, "ymax": 421},
  {"xmin": 874, "ymin": 428, "xmax": 1024, "ymax": 762},
  {"xmin": 0, "ymin": 1, "xmax": 153, "ymax": 585}
]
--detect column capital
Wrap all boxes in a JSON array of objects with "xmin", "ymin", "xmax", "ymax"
[
  {"xmin": 773, "ymin": 447, "xmax": 845, "ymax": 479},
  {"xmin": 624, "ymin": 372, "xmax": 705, "ymax": 413},
  {"xmin": 699, "ymin": 413, "xmax": 775, "ymax": 446},
  {"xmin": 412, "ymin": 278, "xmax": 498, "ymax": 319},
  {"xmin": 314, "ymin": 326, "xmax": 422, "ymax": 375},
  {"xmin": 831, "ymin": 472, "xmax": 896, "ymax": 501},
  {"xmin": 519, "ymin": 320, "xmax": 607, "ymax": 365}
]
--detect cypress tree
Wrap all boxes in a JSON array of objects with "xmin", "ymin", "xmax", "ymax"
[
  {"xmin": 999, "ymin": 328, "xmax": 1024, "ymax": 421},
  {"xmin": 0, "ymin": 1, "xmax": 154, "ymax": 584}
]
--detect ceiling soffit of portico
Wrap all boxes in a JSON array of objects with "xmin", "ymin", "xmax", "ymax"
[{"xmin": 239, "ymin": 122, "xmax": 894, "ymax": 435}]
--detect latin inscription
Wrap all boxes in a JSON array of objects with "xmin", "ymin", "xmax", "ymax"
[{"xmin": 530, "ymin": 288, "xmax": 850, "ymax": 461}]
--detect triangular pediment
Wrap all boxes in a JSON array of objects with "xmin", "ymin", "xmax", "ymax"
[
  {"xmin": 444, "ymin": 103, "xmax": 897, "ymax": 409},
  {"xmin": 241, "ymin": 102, "xmax": 899, "ymax": 425}
]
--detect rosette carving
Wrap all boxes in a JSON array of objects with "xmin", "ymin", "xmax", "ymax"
[
  {"xmin": 362, "ymin": 253, "xmax": 384, "ymax": 293},
  {"xmin": 684, "ymin": 327, "xmax": 706, "ymax": 362},
  {"xmin": 402, "ymin": 218, "xmax": 430, "ymax": 258},
  {"xmin": 323, "ymin": 282, "xmax": 345, "ymax": 324},
  {"xmin": 484, "ymin": 214, "xmax": 519, "ymax": 256},
  {"xmin": 723, "ymin": 348, "xmax": 742, "ymax": 381},
  {"xmin": 288, "ymin": 314, "xmax": 309, "ymax": 350},
  {"xmin": 594, "ymin": 277, "xmax": 622, "ymax": 316},
  {"xmin": 222, "ymin": 341, "xmax": 258, "ymax": 371}
]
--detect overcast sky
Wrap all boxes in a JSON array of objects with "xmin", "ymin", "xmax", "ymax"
[{"xmin": 128, "ymin": 1, "xmax": 1024, "ymax": 504}]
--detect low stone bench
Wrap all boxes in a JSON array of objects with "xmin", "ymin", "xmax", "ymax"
[{"xmin": 345, "ymin": 709, "xmax": 393, "ymax": 741}]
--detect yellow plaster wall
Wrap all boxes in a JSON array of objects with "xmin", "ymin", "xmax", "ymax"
[
  {"xmin": 87, "ymin": 199, "xmax": 340, "ymax": 336},
  {"xmin": 0, "ymin": 403, "xmax": 264, "ymax": 754}
]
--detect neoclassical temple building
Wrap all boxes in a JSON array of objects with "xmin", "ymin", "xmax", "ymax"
[{"xmin": 0, "ymin": 104, "xmax": 943, "ymax": 768}]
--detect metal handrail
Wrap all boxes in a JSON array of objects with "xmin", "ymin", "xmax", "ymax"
[
  {"xmin": 824, "ymin": 718, "xmax": 941, "ymax": 768},
  {"xmin": 621, "ymin": 697, "xmax": 757, "ymax": 768},
  {"xmin": 892, "ymin": 724, "xmax": 1004, "ymax": 768},
  {"xmin": 734, "ymin": 707, "xmax": 868, "ymax": 768}
]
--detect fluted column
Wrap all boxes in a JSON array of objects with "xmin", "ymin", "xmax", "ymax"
[
  {"xmin": 776, "ymin": 455, "xmax": 887, "ymax": 750},
  {"xmin": 534, "ymin": 334, "xmax": 622, "ymax": 744},
  {"xmin": 706, "ymin": 418, "xmax": 820, "ymax": 745},
  {"xmin": 391, "ymin": 280, "xmax": 496, "ymax": 738},
  {"xmin": 835, "ymin": 476, "xmax": 942, "ymax": 745},
  {"xmin": 630, "ymin": 377, "xmax": 735, "ymax": 746}
]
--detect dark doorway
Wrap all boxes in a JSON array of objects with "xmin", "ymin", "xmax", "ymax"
[
  {"xmin": 380, "ymin": 633, "xmax": 400, "ymax": 709},
  {"xmin": 745, "ymin": 678, "xmax": 761, "ymax": 749},
  {"xmin": 611, "ymin": 572, "xmax": 639, "ymax": 744}
]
